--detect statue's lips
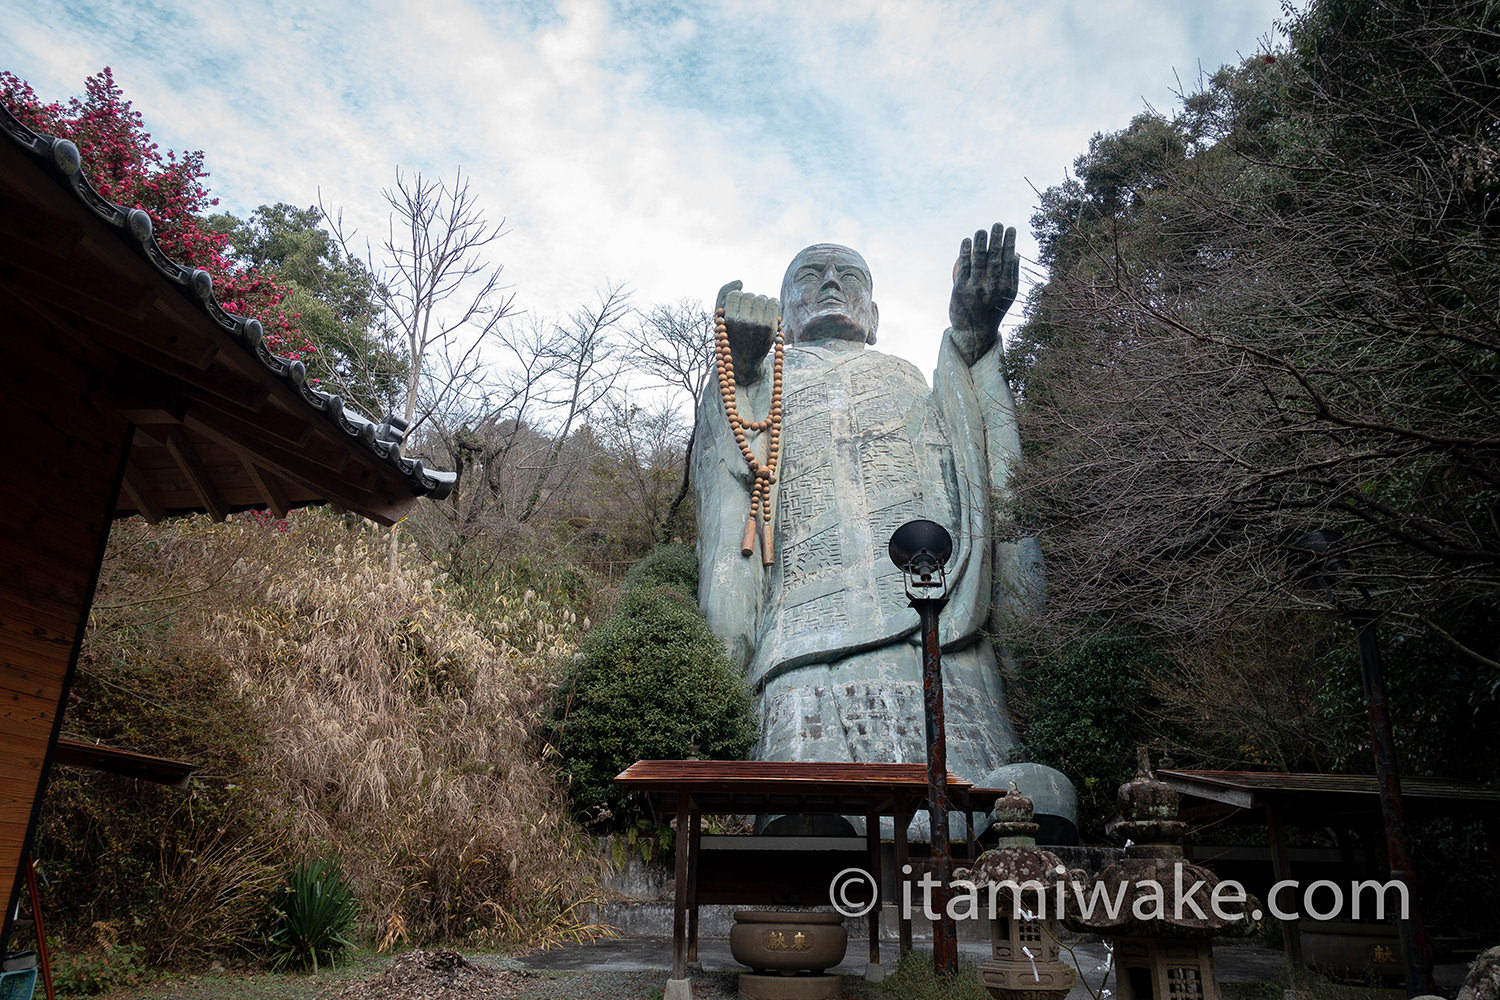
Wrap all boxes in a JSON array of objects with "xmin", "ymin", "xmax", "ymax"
[{"xmin": 816, "ymin": 292, "xmax": 847, "ymax": 305}]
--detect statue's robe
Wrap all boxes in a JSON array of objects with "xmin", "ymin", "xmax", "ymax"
[{"xmin": 695, "ymin": 330, "xmax": 1073, "ymax": 833}]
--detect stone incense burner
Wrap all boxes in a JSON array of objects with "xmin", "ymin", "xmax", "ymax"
[
  {"xmin": 730, "ymin": 911, "xmax": 847, "ymax": 999},
  {"xmin": 730, "ymin": 911, "xmax": 848, "ymax": 974}
]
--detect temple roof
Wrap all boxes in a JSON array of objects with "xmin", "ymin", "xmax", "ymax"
[{"xmin": 0, "ymin": 104, "xmax": 454, "ymax": 526}]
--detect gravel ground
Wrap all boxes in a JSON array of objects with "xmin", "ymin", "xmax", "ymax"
[
  {"xmin": 328, "ymin": 950, "xmax": 534, "ymax": 999},
  {"xmin": 510, "ymin": 970, "xmax": 884, "ymax": 999},
  {"xmin": 331, "ymin": 937, "xmax": 1472, "ymax": 1000},
  {"xmin": 94, "ymin": 937, "xmax": 1475, "ymax": 1000},
  {"xmin": 326, "ymin": 952, "xmax": 883, "ymax": 1000}
]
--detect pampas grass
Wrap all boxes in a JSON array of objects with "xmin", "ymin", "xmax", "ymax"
[
  {"xmin": 54, "ymin": 509, "xmax": 611, "ymax": 959},
  {"xmin": 204, "ymin": 514, "xmax": 610, "ymax": 948}
]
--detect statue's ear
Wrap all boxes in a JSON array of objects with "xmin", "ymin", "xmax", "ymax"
[{"xmin": 866, "ymin": 302, "xmax": 879, "ymax": 346}]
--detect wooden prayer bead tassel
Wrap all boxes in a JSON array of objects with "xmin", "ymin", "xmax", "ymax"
[{"xmin": 719, "ymin": 309, "xmax": 784, "ymax": 563}]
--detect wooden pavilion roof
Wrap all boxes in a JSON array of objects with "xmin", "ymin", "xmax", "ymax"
[
  {"xmin": 615, "ymin": 759, "xmax": 1007, "ymax": 817},
  {"xmin": 0, "ymin": 102, "xmax": 454, "ymax": 951},
  {"xmin": 1158, "ymin": 768, "xmax": 1500, "ymax": 822}
]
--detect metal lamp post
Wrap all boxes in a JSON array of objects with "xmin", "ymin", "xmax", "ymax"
[
  {"xmin": 889, "ymin": 519, "xmax": 958, "ymax": 978},
  {"xmin": 1290, "ymin": 530, "xmax": 1436, "ymax": 998}
]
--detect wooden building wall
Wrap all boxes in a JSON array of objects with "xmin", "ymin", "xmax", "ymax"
[{"xmin": 0, "ymin": 320, "xmax": 131, "ymax": 942}]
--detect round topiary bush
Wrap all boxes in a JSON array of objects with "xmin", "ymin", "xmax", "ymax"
[
  {"xmin": 551, "ymin": 586, "xmax": 756, "ymax": 827},
  {"xmin": 621, "ymin": 542, "xmax": 699, "ymax": 598}
]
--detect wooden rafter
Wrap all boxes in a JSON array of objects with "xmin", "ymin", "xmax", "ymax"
[
  {"xmin": 118, "ymin": 467, "xmax": 164, "ymax": 524},
  {"xmin": 162, "ymin": 427, "xmax": 228, "ymax": 523},
  {"xmin": 240, "ymin": 457, "xmax": 290, "ymax": 519}
]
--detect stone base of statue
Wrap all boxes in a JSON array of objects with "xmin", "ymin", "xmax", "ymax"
[{"xmin": 737, "ymin": 973, "xmax": 842, "ymax": 1000}]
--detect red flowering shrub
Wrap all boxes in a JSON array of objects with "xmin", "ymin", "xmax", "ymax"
[{"xmin": 0, "ymin": 68, "xmax": 315, "ymax": 360}]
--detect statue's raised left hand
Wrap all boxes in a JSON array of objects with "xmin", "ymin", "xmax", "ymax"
[{"xmin": 949, "ymin": 223, "xmax": 1018, "ymax": 361}]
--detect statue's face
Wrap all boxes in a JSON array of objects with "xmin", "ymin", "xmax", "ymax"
[{"xmin": 780, "ymin": 245, "xmax": 878, "ymax": 346}]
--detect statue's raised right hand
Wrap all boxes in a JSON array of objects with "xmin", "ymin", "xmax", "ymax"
[{"xmin": 716, "ymin": 280, "xmax": 778, "ymax": 386}]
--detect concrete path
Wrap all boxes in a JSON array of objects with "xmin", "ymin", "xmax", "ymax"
[
  {"xmin": 519, "ymin": 935, "xmax": 1289, "ymax": 997},
  {"xmin": 517, "ymin": 936, "xmax": 1473, "ymax": 999}
]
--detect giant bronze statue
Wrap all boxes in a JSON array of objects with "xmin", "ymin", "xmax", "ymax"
[{"xmin": 694, "ymin": 225, "xmax": 1077, "ymax": 839}]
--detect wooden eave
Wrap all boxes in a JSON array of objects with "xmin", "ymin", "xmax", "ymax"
[
  {"xmin": 614, "ymin": 759, "xmax": 1007, "ymax": 819},
  {"xmin": 0, "ymin": 115, "xmax": 455, "ymax": 528},
  {"xmin": 1157, "ymin": 768, "xmax": 1500, "ymax": 825}
]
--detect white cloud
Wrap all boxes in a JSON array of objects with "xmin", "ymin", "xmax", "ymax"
[{"xmin": 1, "ymin": 0, "xmax": 1286, "ymax": 377}]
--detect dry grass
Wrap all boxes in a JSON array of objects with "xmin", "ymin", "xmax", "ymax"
[
  {"xmin": 52, "ymin": 509, "xmax": 613, "ymax": 963},
  {"xmin": 199, "ymin": 514, "xmax": 613, "ymax": 949}
]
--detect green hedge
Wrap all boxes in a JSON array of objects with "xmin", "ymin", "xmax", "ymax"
[
  {"xmin": 621, "ymin": 542, "xmax": 699, "ymax": 598},
  {"xmin": 551, "ymin": 586, "xmax": 755, "ymax": 828}
]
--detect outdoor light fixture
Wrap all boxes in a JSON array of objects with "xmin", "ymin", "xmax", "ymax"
[
  {"xmin": 1289, "ymin": 528, "xmax": 1435, "ymax": 997},
  {"xmin": 888, "ymin": 518, "xmax": 953, "ymax": 596},
  {"xmin": 888, "ymin": 518, "xmax": 958, "ymax": 977},
  {"xmin": 1288, "ymin": 529, "xmax": 1372, "ymax": 608}
]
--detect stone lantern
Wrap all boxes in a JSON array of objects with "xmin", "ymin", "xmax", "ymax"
[
  {"xmin": 968, "ymin": 784, "xmax": 1080, "ymax": 1000},
  {"xmin": 1067, "ymin": 749, "xmax": 1258, "ymax": 1000}
]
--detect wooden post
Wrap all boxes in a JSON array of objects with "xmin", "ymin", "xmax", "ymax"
[
  {"xmin": 1486, "ymin": 815, "xmax": 1500, "ymax": 902},
  {"xmin": 1266, "ymin": 803, "xmax": 1303, "ymax": 970},
  {"xmin": 894, "ymin": 800, "xmax": 912, "ymax": 955},
  {"xmin": 686, "ymin": 810, "xmax": 701, "ymax": 965},
  {"xmin": 671, "ymin": 793, "xmax": 690, "ymax": 982},
  {"xmin": 866, "ymin": 811, "xmax": 882, "ymax": 971},
  {"xmin": 26, "ymin": 859, "xmax": 54, "ymax": 1000},
  {"xmin": 963, "ymin": 789, "xmax": 976, "ymax": 860},
  {"xmin": 1352, "ymin": 613, "xmax": 1436, "ymax": 997}
]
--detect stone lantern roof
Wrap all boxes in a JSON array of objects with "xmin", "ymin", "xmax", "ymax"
[
  {"xmin": 1066, "ymin": 749, "xmax": 1259, "ymax": 937},
  {"xmin": 966, "ymin": 784, "xmax": 1086, "ymax": 911}
]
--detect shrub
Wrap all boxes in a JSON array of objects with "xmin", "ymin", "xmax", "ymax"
[
  {"xmin": 211, "ymin": 513, "xmax": 610, "ymax": 948},
  {"xmin": 879, "ymin": 950, "xmax": 990, "ymax": 1000},
  {"xmin": 1011, "ymin": 627, "xmax": 1161, "ymax": 838},
  {"xmin": 621, "ymin": 542, "xmax": 699, "ymax": 598},
  {"xmin": 266, "ymin": 859, "xmax": 358, "ymax": 972},
  {"xmin": 551, "ymin": 587, "xmax": 756, "ymax": 827},
  {"xmin": 49, "ymin": 923, "xmax": 145, "ymax": 996},
  {"xmin": 34, "ymin": 517, "xmax": 289, "ymax": 967}
]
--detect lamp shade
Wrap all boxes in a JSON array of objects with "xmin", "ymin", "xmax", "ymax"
[
  {"xmin": 1289, "ymin": 529, "xmax": 1347, "ymax": 593},
  {"xmin": 888, "ymin": 519, "xmax": 953, "ymax": 576}
]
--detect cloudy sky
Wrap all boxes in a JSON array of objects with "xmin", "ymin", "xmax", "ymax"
[{"xmin": 3, "ymin": 0, "xmax": 1284, "ymax": 375}]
